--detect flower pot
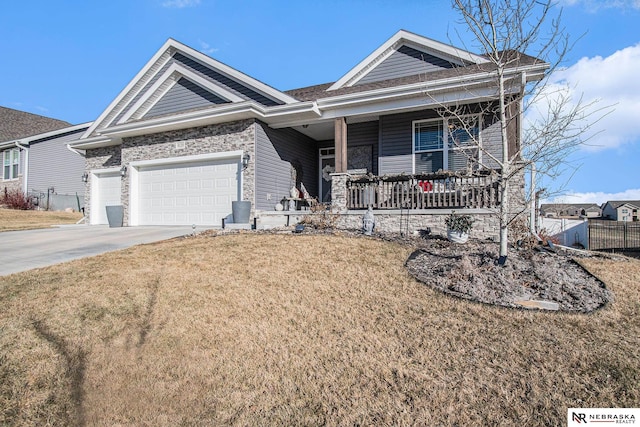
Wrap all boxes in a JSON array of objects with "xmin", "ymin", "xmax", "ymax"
[
  {"xmin": 105, "ymin": 205, "xmax": 124, "ymax": 228},
  {"xmin": 447, "ymin": 229, "xmax": 469, "ymax": 244},
  {"xmin": 231, "ymin": 200, "xmax": 251, "ymax": 224}
]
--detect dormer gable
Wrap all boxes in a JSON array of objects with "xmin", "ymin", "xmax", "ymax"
[{"xmin": 327, "ymin": 29, "xmax": 489, "ymax": 91}]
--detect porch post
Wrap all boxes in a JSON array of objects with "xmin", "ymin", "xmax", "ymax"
[{"xmin": 334, "ymin": 117, "xmax": 347, "ymax": 173}]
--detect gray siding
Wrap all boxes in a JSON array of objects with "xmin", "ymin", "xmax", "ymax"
[
  {"xmin": 173, "ymin": 53, "xmax": 281, "ymax": 107},
  {"xmin": 145, "ymin": 78, "xmax": 230, "ymax": 118},
  {"xmin": 379, "ymin": 109, "xmax": 504, "ymax": 174},
  {"xmin": 379, "ymin": 110, "xmax": 439, "ymax": 174},
  {"xmin": 357, "ymin": 45, "xmax": 455, "ymax": 85},
  {"xmin": 255, "ymin": 123, "xmax": 318, "ymax": 211},
  {"xmin": 28, "ymin": 128, "xmax": 87, "ymax": 197},
  {"xmin": 480, "ymin": 115, "xmax": 503, "ymax": 169}
]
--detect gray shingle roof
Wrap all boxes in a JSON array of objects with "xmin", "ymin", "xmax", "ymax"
[
  {"xmin": 284, "ymin": 51, "xmax": 543, "ymax": 102},
  {"xmin": 605, "ymin": 200, "xmax": 640, "ymax": 209},
  {"xmin": 0, "ymin": 106, "xmax": 71, "ymax": 143}
]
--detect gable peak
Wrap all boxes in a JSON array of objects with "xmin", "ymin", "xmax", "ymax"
[{"xmin": 327, "ymin": 29, "xmax": 489, "ymax": 91}]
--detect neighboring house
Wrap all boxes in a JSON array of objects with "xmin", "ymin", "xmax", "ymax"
[
  {"xmin": 68, "ymin": 30, "xmax": 547, "ymax": 235},
  {"xmin": 1, "ymin": 106, "xmax": 71, "ymax": 196},
  {"xmin": 540, "ymin": 203, "xmax": 601, "ymax": 218},
  {"xmin": 0, "ymin": 123, "xmax": 92, "ymax": 211},
  {"xmin": 601, "ymin": 201, "xmax": 640, "ymax": 222}
]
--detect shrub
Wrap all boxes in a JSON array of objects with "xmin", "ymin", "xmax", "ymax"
[
  {"xmin": 445, "ymin": 211, "xmax": 474, "ymax": 234},
  {"xmin": 1, "ymin": 188, "xmax": 34, "ymax": 210},
  {"xmin": 299, "ymin": 202, "xmax": 339, "ymax": 230}
]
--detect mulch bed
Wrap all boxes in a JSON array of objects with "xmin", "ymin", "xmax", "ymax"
[{"xmin": 403, "ymin": 236, "xmax": 614, "ymax": 313}]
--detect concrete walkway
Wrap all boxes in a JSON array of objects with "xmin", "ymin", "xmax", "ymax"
[{"xmin": 0, "ymin": 225, "xmax": 195, "ymax": 276}]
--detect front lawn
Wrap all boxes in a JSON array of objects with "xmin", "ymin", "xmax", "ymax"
[
  {"xmin": 0, "ymin": 208, "xmax": 83, "ymax": 232},
  {"xmin": 0, "ymin": 233, "xmax": 637, "ymax": 425}
]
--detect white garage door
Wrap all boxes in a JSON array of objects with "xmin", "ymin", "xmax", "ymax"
[
  {"xmin": 91, "ymin": 171, "xmax": 122, "ymax": 225},
  {"xmin": 137, "ymin": 158, "xmax": 239, "ymax": 226}
]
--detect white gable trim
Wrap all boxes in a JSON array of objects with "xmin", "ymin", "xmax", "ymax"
[
  {"xmin": 81, "ymin": 40, "xmax": 176, "ymax": 139},
  {"xmin": 328, "ymin": 30, "xmax": 489, "ymax": 91},
  {"xmin": 80, "ymin": 38, "xmax": 298, "ymax": 141},
  {"xmin": 117, "ymin": 63, "xmax": 245, "ymax": 124}
]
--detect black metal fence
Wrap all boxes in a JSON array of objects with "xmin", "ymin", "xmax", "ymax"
[{"xmin": 588, "ymin": 219, "xmax": 640, "ymax": 251}]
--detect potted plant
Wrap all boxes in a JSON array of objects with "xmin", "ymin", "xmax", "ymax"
[{"xmin": 445, "ymin": 211, "xmax": 474, "ymax": 243}]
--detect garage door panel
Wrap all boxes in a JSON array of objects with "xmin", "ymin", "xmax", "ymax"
[{"xmin": 137, "ymin": 157, "xmax": 240, "ymax": 226}]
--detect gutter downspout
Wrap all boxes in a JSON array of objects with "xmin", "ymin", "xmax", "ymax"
[{"xmin": 14, "ymin": 140, "xmax": 29, "ymax": 194}]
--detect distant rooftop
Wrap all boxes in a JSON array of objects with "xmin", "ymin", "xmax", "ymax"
[{"xmin": 0, "ymin": 106, "xmax": 71, "ymax": 143}]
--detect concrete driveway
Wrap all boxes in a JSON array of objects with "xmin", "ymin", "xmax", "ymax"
[{"xmin": 0, "ymin": 225, "xmax": 195, "ymax": 276}]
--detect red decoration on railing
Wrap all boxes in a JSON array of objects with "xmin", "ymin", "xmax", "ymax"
[{"xmin": 418, "ymin": 180, "xmax": 433, "ymax": 192}]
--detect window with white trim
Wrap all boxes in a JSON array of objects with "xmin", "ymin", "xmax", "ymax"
[
  {"xmin": 2, "ymin": 148, "xmax": 20, "ymax": 180},
  {"xmin": 413, "ymin": 116, "xmax": 480, "ymax": 174}
]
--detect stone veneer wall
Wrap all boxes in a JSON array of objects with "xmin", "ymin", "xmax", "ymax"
[
  {"xmin": 84, "ymin": 119, "xmax": 256, "ymax": 226},
  {"xmin": 507, "ymin": 164, "xmax": 527, "ymax": 220},
  {"xmin": 335, "ymin": 210, "xmax": 500, "ymax": 241}
]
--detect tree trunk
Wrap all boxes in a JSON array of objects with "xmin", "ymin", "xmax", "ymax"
[
  {"xmin": 498, "ymin": 67, "xmax": 511, "ymax": 258},
  {"xmin": 499, "ymin": 179, "xmax": 509, "ymax": 258}
]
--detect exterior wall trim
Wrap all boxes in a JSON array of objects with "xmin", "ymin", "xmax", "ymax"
[{"xmin": 128, "ymin": 150, "xmax": 244, "ymax": 168}]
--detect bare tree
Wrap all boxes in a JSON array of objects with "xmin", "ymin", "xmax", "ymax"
[{"xmin": 433, "ymin": 0, "xmax": 599, "ymax": 259}]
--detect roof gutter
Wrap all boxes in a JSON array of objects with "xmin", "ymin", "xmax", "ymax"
[
  {"xmin": 66, "ymin": 144, "xmax": 85, "ymax": 157},
  {"xmin": 88, "ymin": 101, "xmax": 321, "ymax": 140},
  {"xmin": 316, "ymin": 63, "xmax": 548, "ymax": 110},
  {"xmin": 68, "ymin": 135, "xmax": 118, "ymax": 150}
]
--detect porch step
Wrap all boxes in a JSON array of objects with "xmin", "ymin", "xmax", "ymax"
[
  {"xmin": 224, "ymin": 223, "xmax": 252, "ymax": 230},
  {"xmin": 255, "ymin": 212, "xmax": 306, "ymax": 230}
]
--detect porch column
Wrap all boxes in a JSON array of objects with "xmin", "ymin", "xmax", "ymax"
[{"xmin": 334, "ymin": 117, "xmax": 347, "ymax": 173}]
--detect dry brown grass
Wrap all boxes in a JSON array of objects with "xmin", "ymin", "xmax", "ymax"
[
  {"xmin": 0, "ymin": 208, "xmax": 83, "ymax": 232},
  {"xmin": 0, "ymin": 233, "xmax": 638, "ymax": 426}
]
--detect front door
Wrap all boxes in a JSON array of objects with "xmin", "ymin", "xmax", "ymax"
[{"xmin": 319, "ymin": 148, "xmax": 335, "ymax": 203}]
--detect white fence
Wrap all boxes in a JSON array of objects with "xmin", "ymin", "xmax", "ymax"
[{"xmin": 539, "ymin": 217, "xmax": 589, "ymax": 249}]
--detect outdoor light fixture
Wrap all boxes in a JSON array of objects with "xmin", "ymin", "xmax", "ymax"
[
  {"xmin": 242, "ymin": 153, "xmax": 250, "ymax": 170},
  {"xmin": 120, "ymin": 165, "xmax": 127, "ymax": 177},
  {"xmin": 82, "ymin": 172, "xmax": 88, "ymax": 183}
]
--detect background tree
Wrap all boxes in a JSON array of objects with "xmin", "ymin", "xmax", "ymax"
[{"xmin": 436, "ymin": 0, "xmax": 600, "ymax": 259}]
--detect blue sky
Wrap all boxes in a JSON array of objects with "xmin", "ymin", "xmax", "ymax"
[{"xmin": 1, "ymin": 0, "xmax": 638, "ymax": 204}]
